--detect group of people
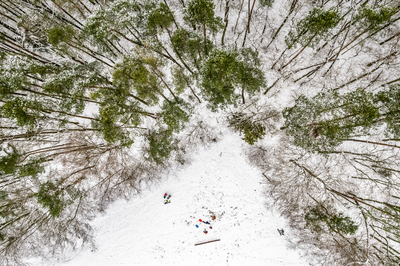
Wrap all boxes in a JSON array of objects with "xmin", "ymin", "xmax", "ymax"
[
  {"xmin": 163, "ymin": 193, "xmax": 217, "ymax": 234},
  {"xmin": 163, "ymin": 194, "xmax": 284, "ymax": 237},
  {"xmin": 164, "ymin": 193, "xmax": 172, "ymax": 204},
  {"xmin": 196, "ymin": 219, "xmax": 213, "ymax": 234}
]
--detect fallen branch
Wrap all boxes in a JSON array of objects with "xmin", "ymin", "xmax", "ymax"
[{"xmin": 195, "ymin": 239, "xmax": 221, "ymax": 246}]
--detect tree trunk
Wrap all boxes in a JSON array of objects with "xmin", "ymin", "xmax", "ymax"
[
  {"xmin": 242, "ymin": 0, "xmax": 256, "ymax": 47},
  {"xmin": 221, "ymin": 0, "xmax": 230, "ymax": 46},
  {"xmin": 280, "ymin": 33, "xmax": 318, "ymax": 70},
  {"xmin": 265, "ymin": 0, "xmax": 298, "ymax": 50}
]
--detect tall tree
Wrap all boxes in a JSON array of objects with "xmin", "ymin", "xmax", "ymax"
[
  {"xmin": 283, "ymin": 85, "xmax": 400, "ymax": 152},
  {"xmin": 285, "ymin": 8, "xmax": 341, "ymax": 49},
  {"xmin": 200, "ymin": 48, "xmax": 265, "ymax": 109},
  {"xmin": 183, "ymin": 0, "xmax": 223, "ymax": 55}
]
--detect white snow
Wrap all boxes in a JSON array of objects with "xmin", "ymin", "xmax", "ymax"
[{"xmin": 29, "ymin": 133, "xmax": 308, "ymax": 266}]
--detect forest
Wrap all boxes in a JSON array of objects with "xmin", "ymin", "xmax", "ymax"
[{"xmin": 0, "ymin": 0, "xmax": 400, "ymax": 265}]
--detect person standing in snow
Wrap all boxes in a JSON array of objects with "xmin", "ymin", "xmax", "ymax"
[
  {"xmin": 199, "ymin": 219, "xmax": 210, "ymax": 225},
  {"xmin": 203, "ymin": 229, "xmax": 208, "ymax": 234}
]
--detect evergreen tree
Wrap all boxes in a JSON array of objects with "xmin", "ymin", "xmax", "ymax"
[
  {"xmin": 160, "ymin": 98, "xmax": 191, "ymax": 133},
  {"xmin": 183, "ymin": 0, "xmax": 223, "ymax": 34},
  {"xmin": 228, "ymin": 112, "xmax": 266, "ymax": 145},
  {"xmin": 201, "ymin": 48, "xmax": 238, "ymax": 108},
  {"xmin": 183, "ymin": 0, "xmax": 223, "ymax": 55},
  {"xmin": 0, "ymin": 145, "xmax": 45, "ymax": 178},
  {"xmin": 145, "ymin": 129, "xmax": 176, "ymax": 164},
  {"xmin": 305, "ymin": 205, "xmax": 358, "ymax": 235},
  {"xmin": 82, "ymin": 0, "xmax": 142, "ymax": 55},
  {"xmin": 283, "ymin": 89, "xmax": 380, "ymax": 152},
  {"xmin": 200, "ymin": 48, "xmax": 265, "ymax": 109},
  {"xmin": 375, "ymin": 84, "xmax": 400, "ymax": 138},
  {"xmin": 146, "ymin": 2, "xmax": 175, "ymax": 36},
  {"xmin": 17, "ymin": 156, "xmax": 45, "ymax": 178},
  {"xmin": 0, "ymin": 55, "xmax": 101, "ymax": 128},
  {"xmin": 236, "ymin": 48, "xmax": 266, "ymax": 103},
  {"xmin": 35, "ymin": 180, "xmax": 82, "ymax": 218},
  {"xmin": 0, "ymin": 145, "xmax": 21, "ymax": 175},
  {"xmin": 41, "ymin": 62, "xmax": 104, "ymax": 114},
  {"xmin": 0, "ymin": 98, "xmax": 46, "ymax": 130},
  {"xmin": 284, "ymin": 85, "xmax": 400, "ymax": 152},
  {"xmin": 112, "ymin": 55, "xmax": 163, "ymax": 105},
  {"xmin": 46, "ymin": 24, "xmax": 76, "ymax": 55},
  {"xmin": 35, "ymin": 181, "xmax": 66, "ymax": 218},
  {"xmin": 285, "ymin": 8, "xmax": 341, "ymax": 49},
  {"xmin": 259, "ymin": 0, "xmax": 274, "ymax": 7},
  {"xmin": 170, "ymin": 28, "xmax": 213, "ymax": 70},
  {"xmin": 354, "ymin": 5, "xmax": 398, "ymax": 32},
  {"xmin": 172, "ymin": 67, "xmax": 190, "ymax": 95},
  {"xmin": 91, "ymin": 105, "xmax": 134, "ymax": 147}
]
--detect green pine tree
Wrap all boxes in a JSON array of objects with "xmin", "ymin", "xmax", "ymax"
[
  {"xmin": 285, "ymin": 8, "xmax": 341, "ymax": 49},
  {"xmin": 0, "ymin": 145, "xmax": 21, "ymax": 175},
  {"xmin": 259, "ymin": 0, "xmax": 274, "ymax": 7},
  {"xmin": 145, "ymin": 129, "xmax": 176, "ymax": 164},
  {"xmin": 160, "ymin": 98, "xmax": 191, "ymax": 133},
  {"xmin": 283, "ymin": 88, "xmax": 380, "ymax": 152},
  {"xmin": 35, "ymin": 181, "xmax": 65, "ymax": 218},
  {"xmin": 228, "ymin": 112, "xmax": 266, "ymax": 145},
  {"xmin": 183, "ymin": 0, "xmax": 223, "ymax": 55},
  {"xmin": 375, "ymin": 84, "xmax": 400, "ymax": 138},
  {"xmin": 112, "ymin": 56, "xmax": 162, "ymax": 106},
  {"xmin": 171, "ymin": 28, "xmax": 213, "ymax": 70},
  {"xmin": 354, "ymin": 5, "xmax": 398, "ymax": 32},
  {"xmin": 305, "ymin": 205, "xmax": 358, "ymax": 235},
  {"xmin": 200, "ymin": 48, "xmax": 265, "ymax": 109},
  {"xmin": 146, "ymin": 2, "xmax": 175, "ymax": 36},
  {"xmin": 91, "ymin": 105, "xmax": 134, "ymax": 147},
  {"xmin": 183, "ymin": 0, "xmax": 223, "ymax": 33}
]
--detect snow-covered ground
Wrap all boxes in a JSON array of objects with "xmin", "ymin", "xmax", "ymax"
[{"xmin": 29, "ymin": 133, "xmax": 309, "ymax": 266}]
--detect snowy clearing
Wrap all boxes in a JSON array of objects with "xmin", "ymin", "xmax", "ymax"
[{"xmin": 27, "ymin": 133, "xmax": 308, "ymax": 266}]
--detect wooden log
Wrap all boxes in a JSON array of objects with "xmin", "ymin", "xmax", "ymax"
[{"xmin": 194, "ymin": 239, "xmax": 221, "ymax": 246}]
